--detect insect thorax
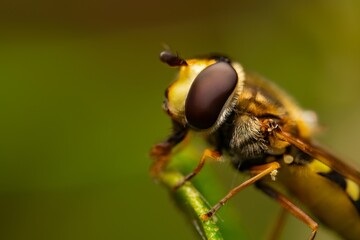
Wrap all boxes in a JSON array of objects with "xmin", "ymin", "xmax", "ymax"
[
  {"xmin": 206, "ymin": 73, "xmax": 293, "ymax": 171},
  {"xmin": 207, "ymin": 110, "xmax": 271, "ymax": 171}
]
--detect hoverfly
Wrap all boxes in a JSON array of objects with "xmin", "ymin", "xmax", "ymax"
[{"xmin": 150, "ymin": 51, "xmax": 360, "ymax": 239}]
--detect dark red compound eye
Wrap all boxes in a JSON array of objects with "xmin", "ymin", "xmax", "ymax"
[{"xmin": 185, "ymin": 62, "xmax": 238, "ymax": 129}]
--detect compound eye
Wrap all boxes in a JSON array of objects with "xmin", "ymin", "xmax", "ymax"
[{"xmin": 185, "ymin": 62, "xmax": 238, "ymax": 129}]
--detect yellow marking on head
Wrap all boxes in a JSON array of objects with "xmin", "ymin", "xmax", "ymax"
[
  {"xmin": 346, "ymin": 179, "xmax": 360, "ymax": 201},
  {"xmin": 308, "ymin": 160, "xmax": 331, "ymax": 173}
]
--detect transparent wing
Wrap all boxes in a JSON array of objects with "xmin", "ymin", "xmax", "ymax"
[{"xmin": 274, "ymin": 128, "xmax": 360, "ymax": 186}]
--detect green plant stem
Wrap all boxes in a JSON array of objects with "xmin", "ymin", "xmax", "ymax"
[{"xmin": 160, "ymin": 170, "xmax": 223, "ymax": 240}]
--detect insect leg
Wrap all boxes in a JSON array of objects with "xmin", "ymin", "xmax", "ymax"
[
  {"xmin": 150, "ymin": 121, "xmax": 188, "ymax": 178},
  {"xmin": 256, "ymin": 182, "xmax": 318, "ymax": 240},
  {"xmin": 173, "ymin": 149, "xmax": 222, "ymax": 190},
  {"xmin": 202, "ymin": 161, "xmax": 280, "ymax": 220},
  {"xmin": 267, "ymin": 208, "xmax": 288, "ymax": 240}
]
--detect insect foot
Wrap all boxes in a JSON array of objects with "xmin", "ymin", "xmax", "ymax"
[{"xmin": 149, "ymin": 143, "xmax": 172, "ymax": 178}]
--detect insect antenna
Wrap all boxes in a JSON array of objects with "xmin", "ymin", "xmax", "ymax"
[{"xmin": 159, "ymin": 51, "xmax": 188, "ymax": 67}]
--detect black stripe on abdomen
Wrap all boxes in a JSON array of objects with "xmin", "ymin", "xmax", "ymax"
[
  {"xmin": 318, "ymin": 171, "xmax": 347, "ymax": 190},
  {"xmin": 318, "ymin": 171, "xmax": 360, "ymax": 213}
]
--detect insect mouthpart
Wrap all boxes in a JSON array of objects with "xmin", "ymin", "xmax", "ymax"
[{"xmin": 162, "ymin": 99, "xmax": 169, "ymax": 113}]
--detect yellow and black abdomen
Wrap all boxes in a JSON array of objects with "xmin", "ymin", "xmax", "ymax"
[{"xmin": 275, "ymin": 156, "xmax": 360, "ymax": 240}]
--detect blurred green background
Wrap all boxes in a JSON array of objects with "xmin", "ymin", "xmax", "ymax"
[{"xmin": 0, "ymin": 0, "xmax": 359, "ymax": 239}]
